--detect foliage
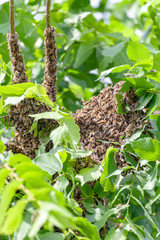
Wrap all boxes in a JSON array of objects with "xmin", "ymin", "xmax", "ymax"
[{"xmin": 1, "ymin": 0, "xmax": 160, "ymax": 239}]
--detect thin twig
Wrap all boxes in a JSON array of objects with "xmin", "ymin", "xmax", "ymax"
[
  {"xmin": 10, "ymin": 0, "xmax": 15, "ymax": 34},
  {"xmin": 126, "ymin": 159, "xmax": 140, "ymax": 214},
  {"xmin": 46, "ymin": 0, "xmax": 51, "ymax": 28},
  {"xmin": 4, "ymin": 163, "xmax": 35, "ymax": 201},
  {"xmin": 0, "ymin": 115, "xmax": 8, "ymax": 119}
]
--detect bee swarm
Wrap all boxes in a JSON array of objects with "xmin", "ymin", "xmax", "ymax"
[
  {"xmin": 6, "ymin": 98, "xmax": 56, "ymax": 159},
  {"xmin": 7, "ymin": 33, "xmax": 28, "ymax": 84},
  {"xmin": 74, "ymin": 81, "xmax": 150, "ymax": 168},
  {"xmin": 43, "ymin": 27, "xmax": 57, "ymax": 102}
]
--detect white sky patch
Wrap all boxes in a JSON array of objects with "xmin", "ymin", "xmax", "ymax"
[
  {"xmin": 93, "ymin": 12, "xmax": 103, "ymax": 21},
  {"xmin": 108, "ymin": 0, "xmax": 123, "ymax": 4},
  {"xmin": 0, "ymin": 0, "xmax": 8, "ymax": 4},
  {"xmin": 135, "ymin": 29, "xmax": 143, "ymax": 36},
  {"xmin": 90, "ymin": 0, "xmax": 101, "ymax": 8}
]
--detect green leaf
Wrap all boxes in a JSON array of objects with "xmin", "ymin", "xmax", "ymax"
[
  {"xmin": 53, "ymin": 176, "xmax": 69, "ymax": 192},
  {"xmin": 28, "ymin": 201, "xmax": 73, "ymax": 237},
  {"xmin": 4, "ymin": 96, "xmax": 25, "ymax": 107},
  {"xmin": 0, "ymin": 180, "xmax": 21, "ymax": 226},
  {"xmin": 131, "ymin": 137, "xmax": 160, "ymax": 161},
  {"xmin": 33, "ymin": 153, "xmax": 62, "ymax": 175},
  {"xmin": 146, "ymin": 94, "xmax": 160, "ymax": 118},
  {"xmin": 99, "ymin": 64, "xmax": 130, "ymax": 79},
  {"xmin": 74, "ymin": 217, "xmax": 100, "ymax": 240},
  {"xmin": 143, "ymin": 163, "xmax": 158, "ymax": 190},
  {"xmin": 29, "ymin": 111, "xmax": 64, "ymax": 121},
  {"xmin": 15, "ymin": 209, "xmax": 33, "ymax": 240},
  {"xmin": 125, "ymin": 77, "xmax": 153, "ymax": 89},
  {"xmin": 38, "ymin": 232, "xmax": 65, "ymax": 240},
  {"xmin": 136, "ymin": 93, "xmax": 154, "ymax": 110},
  {"xmin": 95, "ymin": 205, "xmax": 127, "ymax": 230},
  {"xmin": 50, "ymin": 115, "xmax": 80, "ymax": 149},
  {"xmin": 116, "ymin": 93, "xmax": 126, "ymax": 114},
  {"xmin": 50, "ymin": 126, "xmax": 67, "ymax": 147},
  {"xmin": 153, "ymin": 52, "xmax": 160, "ymax": 71},
  {"xmin": 0, "ymin": 140, "xmax": 6, "ymax": 153},
  {"xmin": 9, "ymin": 153, "xmax": 31, "ymax": 167},
  {"xmin": 0, "ymin": 169, "xmax": 11, "ymax": 193},
  {"xmin": 130, "ymin": 196, "xmax": 159, "ymax": 232},
  {"xmin": 127, "ymin": 41, "xmax": 151, "ymax": 63},
  {"xmin": 126, "ymin": 126, "xmax": 145, "ymax": 143},
  {"xmin": 125, "ymin": 215, "xmax": 145, "ymax": 240},
  {"xmin": 21, "ymin": 171, "xmax": 50, "ymax": 190},
  {"xmin": 75, "ymin": 165, "xmax": 101, "ymax": 186},
  {"xmin": 25, "ymin": 84, "xmax": 56, "ymax": 108},
  {"xmin": 130, "ymin": 58, "xmax": 153, "ymax": 71},
  {"xmin": 66, "ymin": 148, "xmax": 92, "ymax": 159},
  {"xmin": 105, "ymin": 227, "xmax": 128, "ymax": 240},
  {"xmin": 1, "ymin": 199, "xmax": 26, "ymax": 235},
  {"xmin": 0, "ymin": 83, "xmax": 34, "ymax": 97},
  {"xmin": 100, "ymin": 147, "xmax": 118, "ymax": 192},
  {"xmin": 123, "ymin": 152, "xmax": 137, "ymax": 167},
  {"xmin": 102, "ymin": 42, "xmax": 126, "ymax": 58},
  {"xmin": 74, "ymin": 41, "xmax": 96, "ymax": 68}
]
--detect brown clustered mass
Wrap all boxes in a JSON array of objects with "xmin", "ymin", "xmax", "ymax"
[
  {"xmin": 74, "ymin": 81, "xmax": 150, "ymax": 168},
  {"xmin": 43, "ymin": 27, "xmax": 57, "ymax": 102},
  {"xmin": 6, "ymin": 98, "xmax": 56, "ymax": 159},
  {"xmin": 6, "ymin": 28, "xmax": 58, "ymax": 159},
  {"xmin": 7, "ymin": 33, "xmax": 28, "ymax": 84}
]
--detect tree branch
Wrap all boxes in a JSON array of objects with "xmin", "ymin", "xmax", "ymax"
[
  {"xmin": 10, "ymin": 0, "xmax": 15, "ymax": 34},
  {"xmin": 46, "ymin": 0, "xmax": 51, "ymax": 28}
]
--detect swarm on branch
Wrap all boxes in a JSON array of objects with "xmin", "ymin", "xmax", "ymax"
[
  {"xmin": 7, "ymin": 33, "xmax": 29, "ymax": 84},
  {"xmin": 7, "ymin": 0, "xmax": 28, "ymax": 84},
  {"xmin": 6, "ymin": 0, "xmax": 57, "ymax": 158},
  {"xmin": 74, "ymin": 81, "xmax": 151, "ymax": 168},
  {"xmin": 43, "ymin": 0, "xmax": 57, "ymax": 102}
]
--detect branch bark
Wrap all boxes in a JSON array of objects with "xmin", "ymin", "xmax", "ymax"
[
  {"xmin": 10, "ymin": 0, "xmax": 15, "ymax": 34},
  {"xmin": 46, "ymin": 0, "xmax": 51, "ymax": 28}
]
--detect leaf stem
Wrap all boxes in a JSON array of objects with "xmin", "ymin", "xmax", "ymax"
[
  {"xmin": 46, "ymin": 0, "xmax": 51, "ymax": 28},
  {"xmin": 126, "ymin": 159, "xmax": 140, "ymax": 214},
  {"xmin": 4, "ymin": 163, "xmax": 35, "ymax": 201},
  {"xmin": 10, "ymin": 0, "xmax": 15, "ymax": 34}
]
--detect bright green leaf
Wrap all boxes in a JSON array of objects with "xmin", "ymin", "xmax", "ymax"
[
  {"xmin": 0, "ymin": 180, "xmax": 21, "ymax": 226},
  {"xmin": 0, "ymin": 83, "xmax": 34, "ymax": 97},
  {"xmin": 33, "ymin": 153, "xmax": 62, "ymax": 175},
  {"xmin": 136, "ymin": 93, "xmax": 154, "ymax": 110},
  {"xmin": 102, "ymin": 42, "xmax": 126, "ymax": 58},
  {"xmin": 100, "ymin": 147, "xmax": 118, "ymax": 192},
  {"xmin": 75, "ymin": 217, "xmax": 100, "ymax": 240},
  {"xmin": 131, "ymin": 137, "xmax": 160, "ymax": 161},
  {"xmin": 95, "ymin": 205, "xmax": 127, "ymax": 230},
  {"xmin": 0, "ymin": 169, "xmax": 11, "ymax": 193},
  {"xmin": 29, "ymin": 111, "xmax": 64, "ymax": 121},
  {"xmin": 74, "ymin": 41, "xmax": 96, "ymax": 68},
  {"xmin": 0, "ymin": 140, "xmax": 6, "ymax": 153},
  {"xmin": 75, "ymin": 165, "xmax": 101, "ymax": 186},
  {"xmin": 105, "ymin": 227, "xmax": 128, "ymax": 240},
  {"xmin": 127, "ymin": 41, "xmax": 151, "ymax": 63},
  {"xmin": 99, "ymin": 64, "xmax": 130, "ymax": 79},
  {"xmin": 9, "ymin": 153, "xmax": 31, "ymax": 167},
  {"xmin": 1, "ymin": 199, "xmax": 26, "ymax": 235}
]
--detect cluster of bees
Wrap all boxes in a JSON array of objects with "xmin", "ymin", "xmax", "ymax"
[
  {"xmin": 43, "ymin": 27, "xmax": 57, "ymax": 102},
  {"xmin": 6, "ymin": 28, "xmax": 57, "ymax": 158},
  {"xmin": 74, "ymin": 81, "xmax": 150, "ymax": 169},
  {"xmin": 6, "ymin": 98, "xmax": 56, "ymax": 159},
  {"xmin": 7, "ymin": 33, "xmax": 28, "ymax": 84}
]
